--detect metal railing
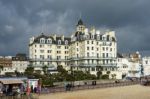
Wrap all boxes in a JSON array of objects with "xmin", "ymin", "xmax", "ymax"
[{"xmin": 40, "ymin": 81, "xmax": 139, "ymax": 94}]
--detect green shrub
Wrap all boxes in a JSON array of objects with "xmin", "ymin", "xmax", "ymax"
[{"xmin": 101, "ymin": 74, "xmax": 109, "ymax": 79}]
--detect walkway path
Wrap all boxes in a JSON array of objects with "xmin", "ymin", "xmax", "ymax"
[{"xmin": 39, "ymin": 85, "xmax": 150, "ymax": 99}]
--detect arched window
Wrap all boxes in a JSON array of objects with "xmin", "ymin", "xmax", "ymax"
[
  {"xmin": 58, "ymin": 40, "xmax": 61, "ymax": 45},
  {"xmin": 65, "ymin": 40, "xmax": 68, "ymax": 45},
  {"xmin": 40, "ymin": 38, "xmax": 45, "ymax": 44},
  {"xmin": 107, "ymin": 35, "xmax": 110, "ymax": 41},
  {"xmin": 91, "ymin": 35, "xmax": 95, "ymax": 39},
  {"xmin": 102, "ymin": 35, "xmax": 106, "ymax": 41},
  {"xmin": 47, "ymin": 39, "xmax": 52, "ymax": 44}
]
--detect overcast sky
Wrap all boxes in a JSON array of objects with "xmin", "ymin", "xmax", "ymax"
[{"xmin": 0, "ymin": 0, "xmax": 150, "ymax": 56}]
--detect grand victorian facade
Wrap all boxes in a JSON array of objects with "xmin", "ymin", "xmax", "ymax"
[
  {"xmin": 69, "ymin": 19, "xmax": 117, "ymax": 75},
  {"xmin": 29, "ymin": 33, "xmax": 70, "ymax": 71},
  {"xmin": 29, "ymin": 19, "xmax": 117, "ymax": 75}
]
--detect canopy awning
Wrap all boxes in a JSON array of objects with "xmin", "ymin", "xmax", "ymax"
[{"xmin": 0, "ymin": 79, "xmax": 23, "ymax": 84}]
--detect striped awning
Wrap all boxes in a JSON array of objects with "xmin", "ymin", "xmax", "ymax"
[{"xmin": 0, "ymin": 79, "xmax": 23, "ymax": 84}]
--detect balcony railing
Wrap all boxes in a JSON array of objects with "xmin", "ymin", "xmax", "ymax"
[
  {"xmin": 97, "ymin": 63, "xmax": 117, "ymax": 67},
  {"xmin": 30, "ymin": 58, "xmax": 69, "ymax": 61},
  {"xmin": 69, "ymin": 57, "xmax": 116, "ymax": 60},
  {"xmin": 70, "ymin": 63, "xmax": 117, "ymax": 67}
]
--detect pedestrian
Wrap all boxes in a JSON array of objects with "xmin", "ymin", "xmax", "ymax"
[{"xmin": 34, "ymin": 87, "xmax": 37, "ymax": 93}]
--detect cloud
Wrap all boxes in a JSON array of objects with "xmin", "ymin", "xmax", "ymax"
[{"xmin": 0, "ymin": 0, "xmax": 150, "ymax": 56}]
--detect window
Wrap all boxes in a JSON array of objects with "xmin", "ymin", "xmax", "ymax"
[
  {"xmin": 35, "ymin": 50, "xmax": 36, "ymax": 53},
  {"xmin": 35, "ymin": 45, "xmax": 36, "ymax": 47},
  {"xmin": 103, "ymin": 53, "xmax": 105, "ymax": 57},
  {"xmin": 47, "ymin": 39, "xmax": 52, "ymax": 44},
  {"xmin": 106, "ymin": 47, "xmax": 108, "ymax": 51},
  {"xmin": 107, "ymin": 35, "xmax": 109, "ymax": 41},
  {"xmin": 92, "ymin": 67, "xmax": 95, "ymax": 71},
  {"xmin": 87, "ymin": 52, "xmax": 89, "ymax": 57},
  {"xmin": 92, "ymin": 41, "xmax": 94, "ymax": 44},
  {"xmin": 65, "ymin": 40, "xmax": 68, "ymax": 45},
  {"xmin": 40, "ymin": 38, "xmax": 45, "ymax": 44},
  {"xmin": 57, "ymin": 51, "xmax": 61, "ymax": 54},
  {"xmin": 40, "ymin": 55, "xmax": 44, "ymax": 59},
  {"xmin": 87, "ymin": 47, "xmax": 89, "ymax": 50},
  {"xmin": 100, "ymin": 35, "xmax": 102, "ymax": 40},
  {"xmin": 106, "ymin": 53, "xmax": 108, "ymax": 57},
  {"xmin": 92, "ymin": 35, "xmax": 94, "ymax": 39},
  {"xmin": 48, "ymin": 62, "xmax": 52, "ymax": 65},
  {"xmin": 77, "ymin": 54, "xmax": 79, "ymax": 58},
  {"xmin": 146, "ymin": 61, "xmax": 148, "ymax": 64},
  {"xmin": 58, "ymin": 40, "xmax": 61, "ymax": 45},
  {"xmin": 110, "ymin": 48, "xmax": 112, "ymax": 51},
  {"xmin": 47, "ymin": 50, "xmax": 51, "ymax": 53},
  {"xmin": 47, "ymin": 55, "xmax": 52, "ymax": 59},
  {"xmin": 57, "ymin": 46, "xmax": 61, "ymax": 49},
  {"xmin": 40, "ymin": 50, "xmax": 44, "ymax": 53},
  {"xmin": 57, "ymin": 56, "xmax": 61, "ymax": 60},
  {"xmin": 40, "ymin": 44, "xmax": 44, "ymax": 48},
  {"xmin": 103, "ymin": 36, "xmax": 106, "ymax": 41},
  {"xmin": 65, "ymin": 51, "xmax": 68, "ymax": 54},
  {"xmin": 77, "ymin": 43, "xmax": 78, "ymax": 46},
  {"xmin": 65, "ymin": 46, "xmax": 68, "ymax": 49},
  {"xmin": 65, "ymin": 56, "xmax": 68, "ymax": 59},
  {"xmin": 103, "ymin": 47, "xmax": 105, "ymax": 51},
  {"xmin": 40, "ymin": 61, "xmax": 44, "ymax": 65},
  {"xmin": 92, "ymin": 60, "xmax": 94, "ymax": 63},
  {"xmin": 110, "ymin": 43, "xmax": 112, "ymax": 46},
  {"xmin": 97, "ymin": 53, "xmax": 99, "ymax": 57},
  {"xmin": 87, "ymin": 41, "xmax": 89, "ymax": 44},
  {"xmin": 92, "ymin": 47, "xmax": 94, "ymax": 50},
  {"xmin": 106, "ymin": 60, "xmax": 108, "ymax": 64},
  {"xmin": 97, "ymin": 42, "xmax": 99, "ymax": 45}
]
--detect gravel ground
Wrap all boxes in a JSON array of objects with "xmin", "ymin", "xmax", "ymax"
[{"xmin": 39, "ymin": 85, "xmax": 150, "ymax": 99}]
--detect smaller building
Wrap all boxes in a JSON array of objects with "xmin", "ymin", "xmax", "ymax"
[
  {"xmin": 0, "ymin": 56, "xmax": 13, "ymax": 75},
  {"xmin": 142, "ymin": 57, "xmax": 150, "ymax": 76},
  {"xmin": 0, "ymin": 56, "xmax": 12, "ymax": 67},
  {"xmin": 117, "ymin": 52, "xmax": 142, "ymax": 79},
  {"xmin": 127, "ymin": 52, "xmax": 142, "ymax": 78},
  {"xmin": 12, "ymin": 53, "xmax": 29, "ymax": 73}
]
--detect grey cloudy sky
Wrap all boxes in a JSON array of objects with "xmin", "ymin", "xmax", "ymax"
[{"xmin": 0, "ymin": 0, "xmax": 150, "ymax": 56}]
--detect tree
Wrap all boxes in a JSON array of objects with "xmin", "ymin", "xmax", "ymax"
[
  {"xmin": 57, "ymin": 65, "xmax": 67, "ymax": 74},
  {"xmin": 15, "ymin": 70, "xmax": 23, "ymax": 77},
  {"xmin": 111, "ymin": 74, "xmax": 116, "ymax": 79},
  {"xmin": 101, "ymin": 74, "xmax": 109, "ymax": 79},
  {"xmin": 97, "ymin": 71, "xmax": 102, "ymax": 79},
  {"xmin": 42, "ymin": 65, "xmax": 48, "ymax": 75},
  {"xmin": 24, "ymin": 66, "xmax": 34, "ymax": 76},
  {"xmin": 106, "ymin": 71, "xmax": 111, "ymax": 75},
  {"xmin": 0, "ymin": 65, "xmax": 3, "ymax": 74}
]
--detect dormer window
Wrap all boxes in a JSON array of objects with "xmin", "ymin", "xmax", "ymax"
[
  {"xmin": 58, "ymin": 40, "xmax": 61, "ymax": 45},
  {"xmin": 107, "ymin": 35, "xmax": 110, "ymax": 41},
  {"xmin": 86, "ymin": 35, "xmax": 89, "ymax": 39},
  {"xmin": 65, "ymin": 40, "xmax": 68, "ymax": 45},
  {"xmin": 47, "ymin": 39, "xmax": 52, "ymax": 44},
  {"xmin": 102, "ymin": 35, "xmax": 106, "ymax": 41},
  {"xmin": 40, "ymin": 38, "xmax": 45, "ymax": 44},
  {"xmin": 91, "ymin": 35, "xmax": 94, "ymax": 39}
]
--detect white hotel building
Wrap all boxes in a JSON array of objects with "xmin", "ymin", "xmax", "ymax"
[
  {"xmin": 29, "ymin": 34, "xmax": 70, "ymax": 71},
  {"xmin": 117, "ymin": 52, "xmax": 142, "ymax": 78},
  {"xmin": 29, "ymin": 19, "xmax": 118, "ymax": 75},
  {"xmin": 142, "ymin": 57, "xmax": 150, "ymax": 76}
]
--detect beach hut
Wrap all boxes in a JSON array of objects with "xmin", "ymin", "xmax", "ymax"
[{"xmin": 0, "ymin": 79, "xmax": 23, "ymax": 95}]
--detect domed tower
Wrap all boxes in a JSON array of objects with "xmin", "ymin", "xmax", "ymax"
[{"xmin": 76, "ymin": 19, "xmax": 85, "ymax": 33}]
